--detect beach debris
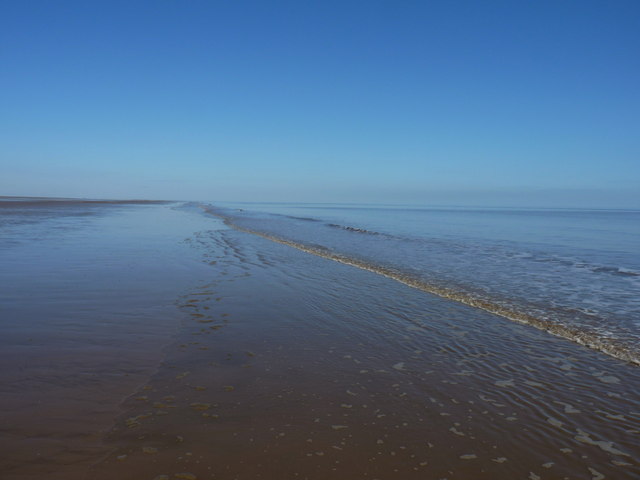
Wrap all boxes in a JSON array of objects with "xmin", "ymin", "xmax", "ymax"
[
  {"xmin": 176, "ymin": 435, "xmax": 184, "ymax": 443},
  {"xmin": 331, "ymin": 425, "xmax": 348, "ymax": 430},
  {"xmin": 194, "ymin": 386, "xmax": 207, "ymax": 391},
  {"xmin": 142, "ymin": 446, "xmax": 158, "ymax": 454},
  {"xmin": 589, "ymin": 468, "xmax": 605, "ymax": 480},
  {"xmin": 492, "ymin": 457, "xmax": 507, "ymax": 463},
  {"xmin": 153, "ymin": 476, "xmax": 169, "ymax": 480},
  {"xmin": 460, "ymin": 454, "xmax": 477, "ymax": 460},
  {"xmin": 223, "ymin": 385, "xmax": 235, "ymax": 392},
  {"xmin": 176, "ymin": 371, "xmax": 190, "ymax": 379},
  {"xmin": 116, "ymin": 454, "xmax": 127, "ymax": 461},
  {"xmin": 529, "ymin": 473, "xmax": 540, "ymax": 480},
  {"xmin": 392, "ymin": 362, "xmax": 405, "ymax": 371},
  {"xmin": 190, "ymin": 402, "xmax": 211, "ymax": 411}
]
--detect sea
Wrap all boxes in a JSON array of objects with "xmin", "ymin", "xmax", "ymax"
[{"xmin": 205, "ymin": 202, "xmax": 640, "ymax": 364}]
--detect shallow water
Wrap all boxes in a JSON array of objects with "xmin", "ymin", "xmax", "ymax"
[
  {"xmin": 1, "ymin": 200, "xmax": 638, "ymax": 479},
  {"xmin": 207, "ymin": 203, "xmax": 640, "ymax": 364},
  {"xmin": 92, "ymin": 218, "xmax": 640, "ymax": 480}
]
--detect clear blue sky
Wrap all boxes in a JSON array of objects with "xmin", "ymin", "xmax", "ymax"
[{"xmin": 1, "ymin": 0, "xmax": 639, "ymax": 207}]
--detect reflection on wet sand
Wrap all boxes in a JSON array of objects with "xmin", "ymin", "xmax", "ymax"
[
  {"xmin": 91, "ymin": 229, "xmax": 640, "ymax": 480},
  {"xmin": 0, "ymin": 201, "xmax": 212, "ymax": 480}
]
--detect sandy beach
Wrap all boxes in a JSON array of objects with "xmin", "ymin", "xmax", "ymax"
[{"xmin": 1, "ymin": 201, "xmax": 638, "ymax": 479}]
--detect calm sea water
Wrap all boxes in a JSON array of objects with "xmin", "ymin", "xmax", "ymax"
[{"xmin": 206, "ymin": 202, "xmax": 640, "ymax": 363}]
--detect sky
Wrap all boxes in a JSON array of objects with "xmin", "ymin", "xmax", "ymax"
[{"xmin": 1, "ymin": 0, "xmax": 639, "ymax": 207}]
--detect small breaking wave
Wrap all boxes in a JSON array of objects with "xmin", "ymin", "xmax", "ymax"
[
  {"xmin": 327, "ymin": 223, "xmax": 384, "ymax": 236},
  {"xmin": 592, "ymin": 266, "xmax": 640, "ymax": 277},
  {"xmin": 202, "ymin": 205, "xmax": 639, "ymax": 366},
  {"xmin": 505, "ymin": 251, "xmax": 640, "ymax": 279}
]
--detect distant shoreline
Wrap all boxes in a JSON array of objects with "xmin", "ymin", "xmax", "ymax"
[{"xmin": 0, "ymin": 195, "xmax": 170, "ymax": 205}]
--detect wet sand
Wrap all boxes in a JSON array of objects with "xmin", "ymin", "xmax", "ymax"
[
  {"xmin": 91, "ymin": 227, "xmax": 640, "ymax": 479},
  {"xmin": 1, "ymin": 202, "xmax": 639, "ymax": 479},
  {"xmin": 0, "ymin": 201, "xmax": 213, "ymax": 479}
]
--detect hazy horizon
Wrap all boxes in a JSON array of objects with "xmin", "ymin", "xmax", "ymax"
[{"xmin": 4, "ymin": 188, "xmax": 640, "ymax": 210}]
